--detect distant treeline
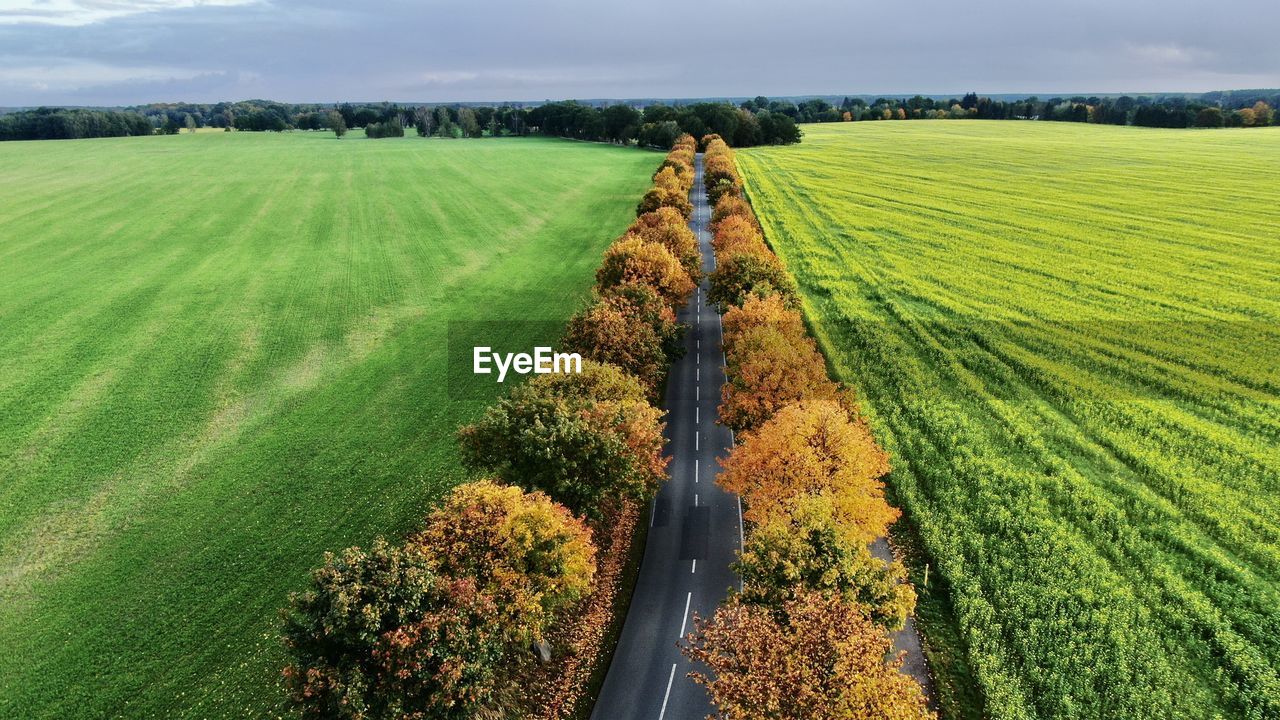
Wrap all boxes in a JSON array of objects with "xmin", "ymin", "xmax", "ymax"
[
  {"xmin": 336, "ymin": 100, "xmax": 802, "ymax": 147},
  {"xmin": 0, "ymin": 98, "xmax": 801, "ymax": 146},
  {"xmin": 8, "ymin": 89, "xmax": 1275, "ymax": 143},
  {"xmin": 523, "ymin": 101, "xmax": 801, "ymax": 147},
  {"xmin": 0, "ymin": 107, "xmax": 153, "ymax": 141},
  {"xmin": 790, "ymin": 90, "xmax": 1279, "ymax": 128}
]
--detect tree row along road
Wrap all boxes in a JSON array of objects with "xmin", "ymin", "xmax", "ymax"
[{"xmin": 591, "ymin": 154, "xmax": 741, "ymax": 720}]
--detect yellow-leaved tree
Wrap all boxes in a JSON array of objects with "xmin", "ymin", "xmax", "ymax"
[
  {"xmin": 717, "ymin": 399, "xmax": 896, "ymax": 544},
  {"xmin": 629, "ymin": 207, "xmax": 702, "ymax": 282},
  {"xmin": 721, "ymin": 294, "xmax": 807, "ymax": 357},
  {"xmin": 596, "ymin": 235, "xmax": 695, "ymax": 309},
  {"xmin": 411, "ymin": 480, "xmax": 597, "ymax": 643},
  {"xmin": 736, "ymin": 494, "xmax": 916, "ymax": 631}
]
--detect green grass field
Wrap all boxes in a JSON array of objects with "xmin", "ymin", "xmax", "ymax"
[
  {"xmin": 737, "ymin": 122, "xmax": 1280, "ymax": 720},
  {"xmin": 0, "ymin": 131, "xmax": 655, "ymax": 718}
]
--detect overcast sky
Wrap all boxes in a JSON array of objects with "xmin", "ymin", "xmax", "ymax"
[{"xmin": 1, "ymin": 0, "xmax": 1277, "ymax": 106}]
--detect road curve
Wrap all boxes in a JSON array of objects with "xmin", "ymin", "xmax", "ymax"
[{"xmin": 591, "ymin": 153, "xmax": 740, "ymax": 720}]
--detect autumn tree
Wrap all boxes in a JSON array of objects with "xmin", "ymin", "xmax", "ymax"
[
  {"xmin": 1253, "ymin": 101, "xmax": 1274, "ymax": 127},
  {"xmin": 718, "ymin": 400, "xmax": 896, "ymax": 543},
  {"xmin": 736, "ymin": 496, "xmax": 915, "ymax": 631},
  {"xmin": 411, "ymin": 481, "xmax": 595, "ymax": 642},
  {"xmin": 281, "ymin": 539, "xmax": 507, "ymax": 720},
  {"xmin": 598, "ymin": 281, "xmax": 686, "ymax": 361},
  {"xmin": 708, "ymin": 250, "xmax": 798, "ymax": 310},
  {"xmin": 708, "ymin": 178, "xmax": 743, "ymax": 206},
  {"xmin": 534, "ymin": 354, "xmax": 657, "ymax": 405},
  {"xmin": 457, "ymin": 362, "xmax": 667, "ymax": 518},
  {"xmin": 683, "ymin": 591, "xmax": 934, "ymax": 720},
  {"xmin": 711, "ymin": 215, "xmax": 769, "ymax": 257},
  {"xmin": 721, "ymin": 294, "xmax": 807, "ymax": 357},
  {"xmin": 636, "ymin": 185, "xmax": 693, "ymax": 220},
  {"xmin": 652, "ymin": 165, "xmax": 689, "ymax": 194},
  {"xmin": 658, "ymin": 149, "xmax": 695, "ymax": 181},
  {"xmin": 629, "ymin": 207, "xmax": 702, "ymax": 282},
  {"xmin": 596, "ymin": 235, "xmax": 695, "ymax": 308},
  {"xmin": 711, "ymin": 194, "xmax": 757, "ymax": 231},
  {"xmin": 703, "ymin": 153, "xmax": 742, "ymax": 206},
  {"xmin": 562, "ymin": 297, "xmax": 669, "ymax": 391},
  {"xmin": 720, "ymin": 327, "xmax": 837, "ymax": 432}
]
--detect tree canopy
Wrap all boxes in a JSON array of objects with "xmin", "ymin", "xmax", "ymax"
[
  {"xmin": 457, "ymin": 362, "xmax": 667, "ymax": 518},
  {"xmin": 684, "ymin": 591, "xmax": 934, "ymax": 720},
  {"xmin": 718, "ymin": 399, "xmax": 895, "ymax": 543}
]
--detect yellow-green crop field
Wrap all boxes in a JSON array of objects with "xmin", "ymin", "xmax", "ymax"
[
  {"xmin": 0, "ymin": 131, "xmax": 655, "ymax": 718},
  {"xmin": 737, "ymin": 122, "xmax": 1280, "ymax": 720}
]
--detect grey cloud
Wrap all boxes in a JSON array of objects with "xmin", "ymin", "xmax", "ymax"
[{"xmin": 0, "ymin": 0, "xmax": 1277, "ymax": 106}]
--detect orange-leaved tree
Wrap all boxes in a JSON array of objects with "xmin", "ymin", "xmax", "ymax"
[
  {"xmin": 596, "ymin": 235, "xmax": 695, "ymax": 308},
  {"xmin": 652, "ymin": 165, "xmax": 689, "ymax": 194},
  {"xmin": 673, "ymin": 133, "xmax": 698, "ymax": 152},
  {"xmin": 719, "ymin": 325, "xmax": 835, "ymax": 432},
  {"xmin": 658, "ymin": 152, "xmax": 692, "ymax": 177},
  {"xmin": 562, "ymin": 295, "xmax": 669, "ymax": 392},
  {"xmin": 711, "ymin": 194, "xmax": 757, "ymax": 232},
  {"xmin": 703, "ymin": 153, "xmax": 741, "ymax": 206},
  {"xmin": 717, "ymin": 399, "xmax": 896, "ymax": 544},
  {"xmin": 707, "ymin": 179, "xmax": 742, "ymax": 207},
  {"xmin": 630, "ymin": 207, "xmax": 702, "ymax": 282},
  {"xmin": 711, "ymin": 214, "xmax": 769, "ymax": 257},
  {"xmin": 722, "ymin": 294, "xmax": 807, "ymax": 357},
  {"xmin": 598, "ymin": 281, "xmax": 686, "ymax": 361},
  {"xmin": 411, "ymin": 480, "xmax": 597, "ymax": 643},
  {"xmin": 683, "ymin": 591, "xmax": 934, "ymax": 720}
]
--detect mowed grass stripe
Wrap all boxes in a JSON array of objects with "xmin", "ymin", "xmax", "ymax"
[
  {"xmin": 738, "ymin": 122, "xmax": 1280, "ymax": 719},
  {"xmin": 0, "ymin": 131, "xmax": 655, "ymax": 718}
]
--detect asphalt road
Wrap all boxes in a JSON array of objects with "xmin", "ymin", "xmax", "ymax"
[{"xmin": 591, "ymin": 153, "xmax": 741, "ymax": 720}]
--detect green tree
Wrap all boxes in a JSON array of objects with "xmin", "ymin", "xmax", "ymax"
[
  {"xmin": 458, "ymin": 107, "xmax": 481, "ymax": 137},
  {"xmin": 326, "ymin": 110, "xmax": 347, "ymax": 138},
  {"xmin": 457, "ymin": 363, "xmax": 667, "ymax": 518},
  {"xmin": 602, "ymin": 104, "xmax": 642, "ymax": 143},
  {"xmin": 736, "ymin": 496, "xmax": 915, "ymax": 630},
  {"xmin": 281, "ymin": 539, "xmax": 506, "ymax": 720},
  {"xmin": 708, "ymin": 251, "xmax": 798, "ymax": 309},
  {"xmin": 1195, "ymin": 107, "xmax": 1224, "ymax": 128},
  {"xmin": 435, "ymin": 106, "xmax": 456, "ymax": 137}
]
